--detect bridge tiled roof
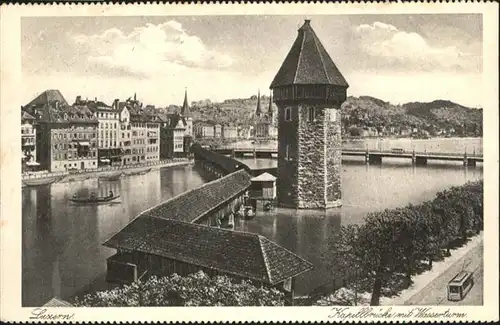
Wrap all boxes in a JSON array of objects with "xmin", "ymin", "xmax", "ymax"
[
  {"xmin": 140, "ymin": 169, "xmax": 252, "ymax": 223},
  {"xmin": 191, "ymin": 144, "xmax": 247, "ymax": 174},
  {"xmin": 103, "ymin": 216, "xmax": 313, "ymax": 284}
]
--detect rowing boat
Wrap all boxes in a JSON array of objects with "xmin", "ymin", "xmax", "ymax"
[
  {"xmin": 69, "ymin": 195, "xmax": 120, "ymax": 204},
  {"xmin": 23, "ymin": 176, "xmax": 61, "ymax": 187}
]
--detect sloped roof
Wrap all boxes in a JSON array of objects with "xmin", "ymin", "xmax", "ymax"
[
  {"xmin": 43, "ymin": 297, "xmax": 73, "ymax": 307},
  {"xmin": 25, "ymin": 89, "xmax": 69, "ymax": 107},
  {"xmin": 37, "ymin": 103, "xmax": 98, "ymax": 124},
  {"xmin": 167, "ymin": 113, "xmax": 186, "ymax": 129},
  {"xmin": 270, "ymin": 20, "xmax": 348, "ymax": 88},
  {"xmin": 21, "ymin": 111, "xmax": 35, "ymax": 120},
  {"xmin": 140, "ymin": 169, "xmax": 252, "ymax": 223},
  {"xmin": 103, "ymin": 216, "xmax": 313, "ymax": 284},
  {"xmin": 251, "ymin": 172, "xmax": 276, "ymax": 182}
]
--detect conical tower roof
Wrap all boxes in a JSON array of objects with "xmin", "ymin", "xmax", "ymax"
[
  {"xmin": 255, "ymin": 90, "xmax": 262, "ymax": 116},
  {"xmin": 270, "ymin": 20, "xmax": 348, "ymax": 88},
  {"xmin": 181, "ymin": 88, "xmax": 191, "ymax": 117}
]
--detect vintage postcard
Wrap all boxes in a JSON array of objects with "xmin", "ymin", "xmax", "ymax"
[{"xmin": 0, "ymin": 1, "xmax": 498, "ymax": 323}]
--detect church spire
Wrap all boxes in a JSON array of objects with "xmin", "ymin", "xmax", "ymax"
[
  {"xmin": 134, "ymin": 92, "xmax": 137, "ymax": 101},
  {"xmin": 181, "ymin": 87, "xmax": 191, "ymax": 117},
  {"xmin": 268, "ymin": 91, "xmax": 273, "ymax": 114},
  {"xmin": 255, "ymin": 89, "xmax": 262, "ymax": 117}
]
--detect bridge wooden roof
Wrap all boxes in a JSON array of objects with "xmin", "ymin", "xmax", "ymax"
[
  {"xmin": 138, "ymin": 169, "xmax": 252, "ymax": 223},
  {"xmin": 191, "ymin": 144, "xmax": 248, "ymax": 174},
  {"xmin": 103, "ymin": 216, "xmax": 313, "ymax": 284}
]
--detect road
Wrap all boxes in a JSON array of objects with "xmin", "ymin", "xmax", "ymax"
[{"xmin": 405, "ymin": 239, "xmax": 483, "ymax": 306}]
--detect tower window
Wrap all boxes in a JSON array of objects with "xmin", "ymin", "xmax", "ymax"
[
  {"xmin": 285, "ymin": 107, "xmax": 292, "ymax": 121},
  {"xmin": 308, "ymin": 107, "xmax": 316, "ymax": 122},
  {"xmin": 285, "ymin": 144, "xmax": 289, "ymax": 160}
]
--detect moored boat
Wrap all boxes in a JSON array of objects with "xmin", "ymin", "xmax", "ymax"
[
  {"xmin": 245, "ymin": 206, "xmax": 255, "ymax": 218},
  {"xmin": 99, "ymin": 172, "xmax": 122, "ymax": 181},
  {"xmin": 23, "ymin": 176, "xmax": 61, "ymax": 187},
  {"xmin": 69, "ymin": 194, "xmax": 120, "ymax": 204},
  {"xmin": 123, "ymin": 167, "xmax": 152, "ymax": 176}
]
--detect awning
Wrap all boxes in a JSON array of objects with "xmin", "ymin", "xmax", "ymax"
[
  {"xmin": 26, "ymin": 162, "xmax": 40, "ymax": 166},
  {"xmin": 100, "ymin": 159, "xmax": 111, "ymax": 163},
  {"xmin": 78, "ymin": 142, "xmax": 90, "ymax": 146}
]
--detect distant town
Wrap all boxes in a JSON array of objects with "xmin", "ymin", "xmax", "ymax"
[{"xmin": 21, "ymin": 87, "xmax": 483, "ymax": 174}]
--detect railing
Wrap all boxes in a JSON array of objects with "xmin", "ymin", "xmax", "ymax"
[
  {"xmin": 21, "ymin": 158, "xmax": 192, "ymax": 180},
  {"xmin": 215, "ymin": 147, "xmax": 483, "ymax": 158}
]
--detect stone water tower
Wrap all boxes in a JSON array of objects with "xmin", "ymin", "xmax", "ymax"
[{"xmin": 270, "ymin": 19, "xmax": 349, "ymax": 209}]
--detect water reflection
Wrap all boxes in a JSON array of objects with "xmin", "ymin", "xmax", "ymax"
[
  {"xmin": 23, "ymin": 147, "xmax": 483, "ymax": 304},
  {"xmin": 234, "ymin": 159, "xmax": 483, "ymax": 295},
  {"xmin": 22, "ymin": 164, "xmax": 215, "ymax": 307}
]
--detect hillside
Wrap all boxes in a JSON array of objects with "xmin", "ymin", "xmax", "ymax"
[
  {"xmin": 341, "ymin": 97, "xmax": 482, "ymax": 137},
  {"xmin": 157, "ymin": 95, "xmax": 482, "ymax": 137}
]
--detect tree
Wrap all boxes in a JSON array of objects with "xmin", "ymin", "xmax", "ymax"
[
  {"xmin": 73, "ymin": 271, "xmax": 284, "ymax": 307},
  {"xmin": 324, "ymin": 224, "xmax": 365, "ymax": 305}
]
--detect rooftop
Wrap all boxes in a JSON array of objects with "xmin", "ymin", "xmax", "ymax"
[
  {"xmin": 140, "ymin": 169, "xmax": 251, "ymax": 223},
  {"xmin": 43, "ymin": 297, "xmax": 73, "ymax": 307},
  {"xmin": 270, "ymin": 20, "xmax": 348, "ymax": 88},
  {"xmin": 25, "ymin": 89, "xmax": 69, "ymax": 107},
  {"xmin": 251, "ymin": 172, "xmax": 277, "ymax": 182},
  {"xmin": 103, "ymin": 216, "xmax": 313, "ymax": 284}
]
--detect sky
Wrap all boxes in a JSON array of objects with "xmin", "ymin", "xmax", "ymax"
[{"xmin": 22, "ymin": 14, "xmax": 483, "ymax": 108}]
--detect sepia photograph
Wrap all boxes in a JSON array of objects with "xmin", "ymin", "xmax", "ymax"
[{"xmin": 1, "ymin": 2, "xmax": 498, "ymax": 323}]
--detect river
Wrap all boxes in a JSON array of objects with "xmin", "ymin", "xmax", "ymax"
[{"xmin": 22, "ymin": 138, "xmax": 483, "ymax": 306}]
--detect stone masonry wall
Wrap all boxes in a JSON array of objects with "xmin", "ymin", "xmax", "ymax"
[
  {"xmin": 296, "ymin": 104, "xmax": 330, "ymax": 208},
  {"xmin": 277, "ymin": 103, "xmax": 342, "ymax": 209},
  {"xmin": 324, "ymin": 108, "xmax": 342, "ymax": 207}
]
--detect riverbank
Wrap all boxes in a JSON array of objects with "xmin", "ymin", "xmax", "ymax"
[
  {"xmin": 22, "ymin": 159, "xmax": 193, "ymax": 185},
  {"xmin": 312, "ymin": 232, "xmax": 483, "ymax": 306}
]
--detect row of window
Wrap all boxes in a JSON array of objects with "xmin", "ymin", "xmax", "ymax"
[
  {"xmin": 132, "ymin": 148, "xmax": 145, "ymax": 154},
  {"xmin": 54, "ymin": 151, "xmax": 97, "ymax": 160},
  {"xmin": 146, "ymin": 146, "xmax": 158, "ymax": 152},
  {"xmin": 174, "ymin": 144, "xmax": 183, "ymax": 149},
  {"xmin": 100, "ymin": 140, "xmax": 117, "ymax": 148},
  {"xmin": 54, "ymin": 143, "xmax": 96, "ymax": 150},
  {"xmin": 283, "ymin": 107, "xmax": 337, "ymax": 122},
  {"xmin": 22, "ymin": 138, "xmax": 35, "ymax": 145},
  {"xmin": 52, "ymin": 132, "xmax": 96, "ymax": 140},
  {"xmin": 100, "ymin": 130, "xmax": 118, "ymax": 138},
  {"xmin": 97, "ymin": 112, "xmax": 119, "ymax": 119},
  {"xmin": 99, "ymin": 122, "xmax": 118, "ymax": 129},
  {"xmin": 62, "ymin": 161, "xmax": 96, "ymax": 169},
  {"xmin": 21, "ymin": 128, "xmax": 34, "ymax": 134}
]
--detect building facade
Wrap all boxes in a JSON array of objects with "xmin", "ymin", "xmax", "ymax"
[
  {"xmin": 160, "ymin": 114, "xmax": 186, "ymax": 159},
  {"xmin": 222, "ymin": 126, "xmax": 238, "ymax": 139},
  {"xmin": 74, "ymin": 96, "xmax": 122, "ymax": 166},
  {"xmin": 21, "ymin": 111, "xmax": 37, "ymax": 168},
  {"xmin": 254, "ymin": 91, "xmax": 277, "ymax": 139},
  {"xmin": 270, "ymin": 20, "xmax": 348, "ymax": 209},
  {"xmin": 126, "ymin": 95, "xmax": 160, "ymax": 163},
  {"xmin": 35, "ymin": 102, "xmax": 98, "ymax": 172}
]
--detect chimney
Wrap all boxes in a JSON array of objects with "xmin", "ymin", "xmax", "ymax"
[
  {"xmin": 76, "ymin": 95, "xmax": 81, "ymax": 104},
  {"xmin": 95, "ymin": 97, "xmax": 97, "ymax": 102},
  {"xmin": 113, "ymin": 99, "xmax": 119, "ymax": 110}
]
